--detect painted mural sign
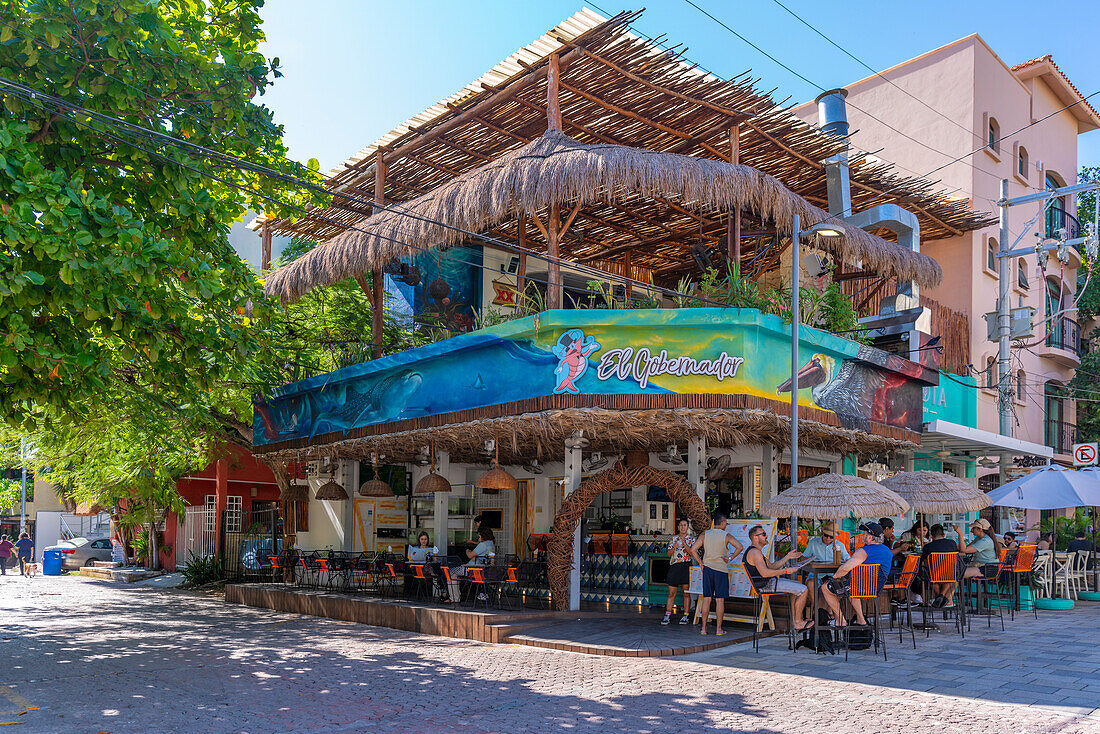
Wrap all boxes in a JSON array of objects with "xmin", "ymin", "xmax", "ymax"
[{"xmin": 254, "ymin": 309, "xmax": 937, "ymax": 447}]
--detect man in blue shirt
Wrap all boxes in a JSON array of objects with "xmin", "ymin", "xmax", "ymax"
[
  {"xmin": 819, "ymin": 522, "xmax": 893, "ymax": 627},
  {"xmin": 14, "ymin": 532, "xmax": 34, "ymax": 575}
]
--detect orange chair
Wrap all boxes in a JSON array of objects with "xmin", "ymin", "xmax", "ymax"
[
  {"xmin": 851, "ymin": 534, "xmax": 866, "ymax": 553},
  {"xmin": 836, "ymin": 530, "xmax": 851, "ymax": 552},
  {"xmin": 466, "ymin": 566, "xmax": 490, "ymax": 608},
  {"xmin": 589, "ymin": 534, "xmax": 610, "ymax": 555},
  {"xmin": 797, "ymin": 528, "xmax": 808, "ymax": 551},
  {"xmin": 881, "ymin": 554, "xmax": 919, "ymax": 648},
  {"xmin": 969, "ymin": 547, "xmax": 1016, "ymax": 632},
  {"xmin": 837, "ymin": 564, "xmax": 886, "ymax": 661},
  {"xmin": 610, "ymin": 534, "xmax": 630, "ymax": 556},
  {"xmin": 918, "ymin": 552, "xmax": 965, "ymax": 637},
  {"xmin": 1011, "ymin": 543, "xmax": 1038, "ymax": 620}
]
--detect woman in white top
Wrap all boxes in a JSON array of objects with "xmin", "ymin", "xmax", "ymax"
[{"xmin": 447, "ymin": 527, "xmax": 496, "ymax": 601}]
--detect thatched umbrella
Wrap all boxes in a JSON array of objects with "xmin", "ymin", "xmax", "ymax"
[
  {"xmin": 264, "ymin": 130, "xmax": 942, "ymax": 304},
  {"xmin": 761, "ymin": 473, "xmax": 910, "ymax": 520},
  {"xmin": 880, "ymin": 471, "xmax": 991, "ymax": 515},
  {"xmin": 73, "ymin": 502, "xmax": 104, "ymax": 516},
  {"xmin": 314, "ymin": 479, "xmax": 349, "ymax": 501}
]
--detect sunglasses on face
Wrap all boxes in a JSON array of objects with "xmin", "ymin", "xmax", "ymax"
[
  {"xmin": 752, "ymin": 532, "xmax": 767, "ymax": 539},
  {"xmin": 822, "ymin": 534, "xmax": 834, "ymax": 540}
]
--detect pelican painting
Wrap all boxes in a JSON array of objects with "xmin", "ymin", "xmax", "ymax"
[{"xmin": 777, "ymin": 349, "xmax": 922, "ymax": 432}]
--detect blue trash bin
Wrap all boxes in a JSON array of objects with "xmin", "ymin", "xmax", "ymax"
[{"xmin": 42, "ymin": 549, "xmax": 63, "ymax": 576}]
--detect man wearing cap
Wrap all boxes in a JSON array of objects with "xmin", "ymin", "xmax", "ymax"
[
  {"xmin": 804, "ymin": 523, "xmax": 850, "ymax": 564},
  {"xmin": 955, "ymin": 518, "xmax": 1001, "ymax": 581},
  {"xmin": 819, "ymin": 522, "xmax": 893, "ymax": 627}
]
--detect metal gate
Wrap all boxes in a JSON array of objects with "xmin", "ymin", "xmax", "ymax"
[{"xmin": 177, "ymin": 507, "xmax": 216, "ymax": 568}]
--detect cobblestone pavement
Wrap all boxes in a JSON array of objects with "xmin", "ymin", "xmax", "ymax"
[{"xmin": 1, "ymin": 574, "xmax": 1098, "ymax": 733}]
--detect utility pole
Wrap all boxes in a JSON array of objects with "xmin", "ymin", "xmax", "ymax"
[
  {"xmin": 790, "ymin": 215, "xmax": 800, "ymax": 549},
  {"xmin": 997, "ymin": 179, "xmax": 1012, "ymax": 437}
]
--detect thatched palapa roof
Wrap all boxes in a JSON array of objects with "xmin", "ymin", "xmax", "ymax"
[
  {"xmin": 879, "ymin": 471, "xmax": 992, "ymax": 514},
  {"xmin": 258, "ymin": 9, "xmax": 992, "ymax": 302},
  {"xmin": 761, "ymin": 473, "xmax": 911, "ymax": 520},
  {"xmin": 265, "ymin": 130, "xmax": 942, "ymax": 304}
]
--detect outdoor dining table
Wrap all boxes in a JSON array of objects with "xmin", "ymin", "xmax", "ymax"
[{"xmin": 798, "ymin": 562, "xmax": 841, "ymax": 645}]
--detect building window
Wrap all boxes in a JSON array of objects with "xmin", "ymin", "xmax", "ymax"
[
  {"xmin": 1017, "ymin": 146, "xmax": 1029, "ymax": 178},
  {"xmin": 987, "ymin": 117, "xmax": 1000, "ymax": 153},
  {"xmin": 225, "ymin": 496, "xmax": 243, "ymax": 533},
  {"xmin": 1017, "ymin": 370, "xmax": 1026, "ymax": 401},
  {"xmin": 985, "ymin": 356, "xmax": 997, "ymax": 389},
  {"xmin": 987, "ymin": 237, "xmax": 997, "ymax": 272},
  {"xmin": 1017, "ymin": 258, "xmax": 1028, "ymax": 289},
  {"xmin": 204, "ymin": 495, "xmax": 216, "ymax": 532}
]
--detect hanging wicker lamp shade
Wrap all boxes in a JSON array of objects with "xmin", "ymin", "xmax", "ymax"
[
  {"xmin": 281, "ymin": 483, "xmax": 310, "ymax": 502},
  {"xmin": 315, "ymin": 479, "xmax": 349, "ymax": 501},
  {"xmin": 415, "ymin": 471, "xmax": 452, "ymax": 495},
  {"xmin": 476, "ymin": 463, "xmax": 518, "ymax": 491},
  {"xmin": 359, "ymin": 477, "xmax": 394, "ymax": 497}
]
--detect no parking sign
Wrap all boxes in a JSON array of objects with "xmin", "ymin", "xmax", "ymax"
[{"xmin": 1073, "ymin": 442, "xmax": 1098, "ymax": 467}]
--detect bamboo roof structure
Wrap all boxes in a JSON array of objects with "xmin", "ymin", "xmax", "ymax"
[
  {"xmin": 259, "ymin": 8, "xmax": 993, "ymax": 299},
  {"xmin": 266, "ymin": 130, "xmax": 941, "ymax": 303}
]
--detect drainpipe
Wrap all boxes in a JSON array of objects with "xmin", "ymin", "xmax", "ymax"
[{"xmin": 815, "ymin": 88, "xmax": 930, "ymax": 361}]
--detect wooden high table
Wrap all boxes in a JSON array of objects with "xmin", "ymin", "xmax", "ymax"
[{"xmin": 800, "ymin": 562, "xmax": 841, "ymax": 645}]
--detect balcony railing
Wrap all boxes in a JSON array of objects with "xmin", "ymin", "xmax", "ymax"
[
  {"xmin": 1044, "ymin": 418, "xmax": 1077, "ymax": 455},
  {"xmin": 1045, "ymin": 316, "xmax": 1081, "ymax": 355},
  {"xmin": 1045, "ymin": 205, "xmax": 1079, "ymax": 241}
]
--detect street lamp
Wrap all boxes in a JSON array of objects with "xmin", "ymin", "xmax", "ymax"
[{"xmin": 788, "ymin": 215, "xmax": 843, "ymax": 542}]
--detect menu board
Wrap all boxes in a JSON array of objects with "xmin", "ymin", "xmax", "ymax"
[{"xmin": 687, "ymin": 518, "xmax": 778, "ymax": 598}]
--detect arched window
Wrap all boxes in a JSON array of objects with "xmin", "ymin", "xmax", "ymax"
[
  {"xmin": 1045, "ymin": 172, "xmax": 1070, "ymax": 239},
  {"xmin": 985, "ymin": 356, "xmax": 997, "ymax": 389},
  {"xmin": 1017, "ymin": 370, "xmax": 1026, "ymax": 401},
  {"xmin": 1018, "ymin": 146, "xmax": 1029, "ymax": 178},
  {"xmin": 988, "ymin": 117, "xmax": 1000, "ymax": 153},
  {"xmin": 987, "ymin": 237, "xmax": 997, "ymax": 272},
  {"xmin": 1017, "ymin": 258, "xmax": 1029, "ymax": 289}
]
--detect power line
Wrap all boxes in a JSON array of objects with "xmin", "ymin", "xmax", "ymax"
[{"xmin": 680, "ymin": 0, "xmax": 1045, "ymax": 195}]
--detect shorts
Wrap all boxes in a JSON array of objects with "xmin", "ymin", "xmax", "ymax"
[
  {"xmin": 701, "ymin": 566, "xmax": 729, "ymax": 598},
  {"xmin": 666, "ymin": 561, "xmax": 692, "ymax": 587},
  {"xmin": 761, "ymin": 577, "xmax": 807, "ymax": 595}
]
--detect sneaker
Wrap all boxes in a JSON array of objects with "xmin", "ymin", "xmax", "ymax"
[
  {"xmin": 911, "ymin": 594, "xmax": 923, "ymax": 605},
  {"xmin": 661, "ymin": 614, "xmax": 671, "ymax": 626},
  {"xmin": 477, "ymin": 593, "xmax": 488, "ymax": 601},
  {"xmin": 931, "ymin": 595, "xmax": 947, "ymax": 609},
  {"xmin": 679, "ymin": 615, "xmax": 690, "ymax": 625}
]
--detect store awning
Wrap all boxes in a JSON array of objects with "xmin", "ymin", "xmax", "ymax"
[{"xmin": 921, "ymin": 420, "xmax": 1053, "ymax": 459}]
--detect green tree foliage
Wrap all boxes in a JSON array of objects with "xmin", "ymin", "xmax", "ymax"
[
  {"xmin": 1068, "ymin": 166, "xmax": 1100, "ymax": 440},
  {"xmin": 0, "ymin": 0, "xmax": 314, "ymax": 427},
  {"xmin": 1073, "ymin": 166, "xmax": 1099, "ymax": 319}
]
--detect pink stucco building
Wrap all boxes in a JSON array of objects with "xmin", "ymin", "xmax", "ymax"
[{"xmin": 795, "ymin": 37, "xmax": 1100, "ymax": 474}]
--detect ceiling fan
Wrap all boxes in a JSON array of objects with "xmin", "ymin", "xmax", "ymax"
[
  {"xmin": 706, "ymin": 454, "xmax": 732, "ymax": 480},
  {"xmin": 565, "ymin": 431, "xmax": 590, "ymax": 450},
  {"xmin": 522, "ymin": 459, "xmax": 545, "ymax": 475},
  {"xmin": 656, "ymin": 445, "xmax": 685, "ymax": 465},
  {"xmin": 582, "ymin": 452, "xmax": 609, "ymax": 472}
]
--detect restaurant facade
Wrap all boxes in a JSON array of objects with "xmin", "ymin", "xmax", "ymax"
[{"xmin": 250, "ymin": 9, "xmax": 996, "ymax": 611}]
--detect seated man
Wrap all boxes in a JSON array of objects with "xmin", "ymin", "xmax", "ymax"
[
  {"xmin": 804, "ymin": 522, "xmax": 850, "ymax": 564},
  {"xmin": 742, "ymin": 524, "xmax": 811, "ymax": 631},
  {"xmin": 819, "ymin": 522, "xmax": 893, "ymax": 627},
  {"xmin": 920, "ymin": 524, "xmax": 959, "ymax": 608},
  {"xmin": 1067, "ymin": 530, "xmax": 1096, "ymax": 553}
]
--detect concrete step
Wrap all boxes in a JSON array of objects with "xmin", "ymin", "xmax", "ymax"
[
  {"xmin": 79, "ymin": 567, "xmax": 165, "ymax": 583},
  {"xmin": 92, "ymin": 561, "xmax": 123, "ymax": 568}
]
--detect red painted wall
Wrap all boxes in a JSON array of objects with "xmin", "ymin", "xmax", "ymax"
[{"xmin": 162, "ymin": 444, "xmax": 281, "ymax": 571}]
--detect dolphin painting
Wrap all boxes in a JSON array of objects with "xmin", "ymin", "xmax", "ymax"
[{"xmin": 309, "ymin": 368, "xmax": 424, "ymax": 439}]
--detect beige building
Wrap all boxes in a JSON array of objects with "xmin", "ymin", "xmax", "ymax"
[{"xmin": 794, "ymin": 38, "xmax": 1100, "ymax": 473}]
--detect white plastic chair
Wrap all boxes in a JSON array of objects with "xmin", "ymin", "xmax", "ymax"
[
  {"xmin": 1052, "ymin": 552, "xmax": 1074, "ymax": 600},
  {"xmin": 1031, "ymin": 553, "xmax": 1052, "ymax": 598}
]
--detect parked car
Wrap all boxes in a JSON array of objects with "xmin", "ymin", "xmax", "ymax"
[{"xmin": 45, "ymin": 537, "xmax": 114, "ymax": 570}]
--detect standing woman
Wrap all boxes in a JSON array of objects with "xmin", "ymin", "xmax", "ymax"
[
  {"xmin": 0, "ymin": 535, "xmax": 13, "ymax": 575},
  {"xmin": 662, "ymin": 518, "xmax": 696, "ymax": 625}
]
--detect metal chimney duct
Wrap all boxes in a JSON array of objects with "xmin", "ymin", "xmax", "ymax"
[{"xmin": 815, "ymin": 89, "xmax": 850, "ymax": 140}]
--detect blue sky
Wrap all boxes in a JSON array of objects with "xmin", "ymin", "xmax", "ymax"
[{"xmin": 257, "ymin": 0, "xmax": 1099, "ymax": 177}]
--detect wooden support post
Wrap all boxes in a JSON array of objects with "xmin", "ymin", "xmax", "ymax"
[
  {"xmin": 260, "ymin": 224, "xmax": 272, "ymax": 271},
  {"xmin": 728, "ymin": 124, "xmax": 741, "ymax": 269},
  {"xmin": 548, "ymin": 202, "xmax": 561, "ymax": 309},
  {"xmin": 623, "ymin": 250, "xmax": 632, "ymax": 301},
  {"xmin": 516, "ymin": 211, "xmax": 527, "ymax": 305},
  {"xmin": 371, "ymin": 151, "xmax": 386, "ymax": 359},
  {"xmin": 547, "ymin": 53, "xmax": 562, "ymax": 132},
  {"xmin": 214, "ymin": 459, "xmax": 228, "ymax": 558}
]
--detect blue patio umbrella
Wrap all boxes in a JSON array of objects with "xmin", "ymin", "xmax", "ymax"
[{"xmin": 987, "ymin": 465, "xmax": 1100, "ymax": 604}]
